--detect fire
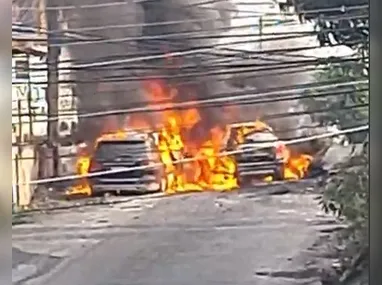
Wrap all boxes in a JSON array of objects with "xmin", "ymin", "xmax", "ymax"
[
  {"xmin": 148, "ymin": 81, "xmax": 238, "ymax": 193},
  {"xmin": 68, "ymin": 80, "xmax": 313, "ymax": 196},
  {"xmin": 66, "ymin": 152, "xmax": 92, "ymax": 196},
  {"xmin": 284, "ymin": 152, "xmax": 313, "ymax": 180},
  {"xmin": 157, "ymin": 126, "xmax": 238, "ymax": 193},
  {"xmin": 235, "ymin": 119, "xmax": 273, "ymax": 144}
]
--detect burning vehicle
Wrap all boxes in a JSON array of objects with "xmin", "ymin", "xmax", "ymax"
[
  {"xmin": 221, "ymin": 120, "xmax": 313, "ymax": 185},
  {"xmin": 67, "ymin": 130, "xmax": 165, "ymax": 196},
  {"xmin": 67, "ymin": 81, "xmax": 314, "ymax": 197},
  {"xmin": 222, "ymin": 121, "xmax": 286, "ymax": 186},
  {"xmin": 87, "ymin": 131, "xmax": 165, "ymax": 195},
  {"xmin": 68, "ymin": 121, "xmax": 313, "ymax": 197}
]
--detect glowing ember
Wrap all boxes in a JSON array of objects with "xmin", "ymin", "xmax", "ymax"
[{"xmin": 68, "ymin": 80, "xmax": 313, "ymax": 196}]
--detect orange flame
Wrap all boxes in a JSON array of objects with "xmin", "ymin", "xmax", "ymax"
[
  {"xmin": 284, "ymin": 150, "xmax": 313, "ymax": 180},
  {"xmin": 68, "ymin": 81, "xmax": 313, "ymax": 196},
  {"xmin": 66, "ymin": 145, "xmax": 92, "ymax": 196},
  {"xmin": 144, "ymin": 81, "xmax": 238, "ymax": 194}
]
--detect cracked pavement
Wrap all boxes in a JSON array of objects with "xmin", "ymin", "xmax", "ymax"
[{"xmin": 13, "ymin": 188, "xmax": 341, "ymax": 285}]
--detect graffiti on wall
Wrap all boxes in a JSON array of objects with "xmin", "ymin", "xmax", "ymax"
[{"xmin": 12, "ymin": 84, "xmax": 47, "ymax": 115}]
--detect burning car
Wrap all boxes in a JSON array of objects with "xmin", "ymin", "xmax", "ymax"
[
  {"xmin": 68, "ymin": 81, "xmax": 313, "ymax": 196},
  {"xmin": 222, "ymin": 121, "xmax": 287, "ymax": 186},
  {"xmin": 68, "ymin": 130, "xmax": 166, "ymax": 196}
]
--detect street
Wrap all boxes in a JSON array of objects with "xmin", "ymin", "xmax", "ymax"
[{"xmin": 13, "ymin": 183, "xmax": 342, "ymax": 285}]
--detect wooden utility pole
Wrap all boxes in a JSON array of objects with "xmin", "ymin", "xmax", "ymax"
[
  {"xmin": 45, "ymin": 0, "xmax": 60, "ymax": 176},
  {"xmin": 259, "ymin": 16, "xmax": 263, "ymax": 51},
  {"xmin": 26, "ymin": 54, "xmax": 33, "ymax": 137},
  {"xmin": 37, "ymin": 0, "xmax": 47, "ymax": 35}
]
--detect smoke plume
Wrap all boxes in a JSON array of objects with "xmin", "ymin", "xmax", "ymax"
[{"xmin": 61, "ymin": 0, "xmax": 314, "ymax": 142}]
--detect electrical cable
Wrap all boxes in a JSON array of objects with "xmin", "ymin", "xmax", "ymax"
[
  {"xmin": 22, "ymin": 38, "xmax": 365, "ymax": 68},
  {"xmin": 12, "ymin": 3, "xmax": 369, "ymax": 197},
  {"xmin": 16, "ymin": 26, "xmax": 361, "ymax": 48},
  {"xmin": 13, "ymin": 29, "xmax": 315, "ymax": 46},
  {"xmin": 17, "ymin": 1, "xmax": 369, "ymax": 16},
  {"xmin": 14, "ymin": 124, "xmax": 368, "ymax": 186},
  {"xmin": 14, "ymin": 12, "xmax": 368, "ymax": 39},
  {"xmin": 25, "ymin": 57, "xmax": 365, "ymax": 86},
  {"xmin": 17, "ymin": 0, "xmax": 229, "ymax": 11},
  {"xmin": 13, "ymin": 62, "xmax": 366, "ymax": 104},
  {"xmin": 12, "ymin": 79, "xmax": 368, "ymax": 121},
  {"xmin": 55, "ymin": 41, "xmax": 367, "ymax": 69},
  {"xmin": 19, "ymin": 54, "xmax": 363, "ymax": 78},
  {"xmin": 13, "ymin": 85, "xmax": 368, "ymax": 119},
  {"xmin": 14, "ymin": 14, "xmax": 307, "ymax": 34}
]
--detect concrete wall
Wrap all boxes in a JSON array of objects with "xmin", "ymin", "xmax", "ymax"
[
  {"xmin": 12, "ymin": 45, "xmax": 78, "ymax": 207},
  {"xmin": 12, "ymin": 146, "xmax": 39, "ymax": 207},
  {"xmin": 12, "ymin": 48, "xmax": 78, "ymax": 141},
  {"xmin": 12, "ymin": 53, "xmax": 48, "ymax": 140}
]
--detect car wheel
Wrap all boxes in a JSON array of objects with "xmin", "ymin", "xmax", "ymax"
[
  {"xmin": 273, "ymin": 165, "xmax": 285, "ymax": 181},
  {"xmin": 238, "ymin": 176, "xmax": 252, "ymax": 188}
]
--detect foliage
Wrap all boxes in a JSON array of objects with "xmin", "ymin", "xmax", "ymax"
[
  {"xmin": 319, "ymin": 142, "xmax": 368, "ymax": 238},
  {"xmin": 315, "ymin": 62, "xmax": 367, "ymax": 122},
  {"xmin": 318, "ymin": 141, "xmax": 369, "ymax": 285},
  {"xmin": 294, "ymin": 0, "xmax": 369, "ymax": 25},
  {"xmin": 301, "ymin": 54, "xmax": 368, "ymax": 143},
  {"xmin": 296, "ymin": 2, "xmax": 369, "ymax": 283}
]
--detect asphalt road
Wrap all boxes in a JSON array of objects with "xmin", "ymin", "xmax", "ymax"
[{"xmin": 12, "ymin": 183, "xmax": 343, "ymax": 285}]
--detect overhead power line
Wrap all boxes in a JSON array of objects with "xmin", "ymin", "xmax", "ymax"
[
  {"xmin": 16, "ymin": 1, "xmax": 368, "ymax": 15},
  {"xmin": 18, "ymin": 60, "xmax": 366, "ymax": 89},
  {"xmin": 35, "ymin": 58, "xmax": 367, "ymax": 87},
  {"xmin": 13, "ymin": 88, "xmax": 369, "ymax": 126},
  {"xmin": 16, "ymin": 0, "xmax": 229, "ymax": 11},
  {"xmin": 22, "ymin": 59, "xmax": 366, "ymax": 87},
  {"xmin": 13, "ymin": 63, "xmax": 368, "ymax": 110},
  {"xmin": 46, "ymin": 40, "xmax": 365, "ymax": 70},
  {"xmin": 21, "ymin": 38, "xmax": 365, "ymax": 68},
  {"xmin": 14, "ymin": 11, "xmax": 368, "ymax": 35},
  {"xmin": 15, "ymin": 26, "xmax": 362, "ymax": 48},
  {"xmin": 15, "ymin": 79, "xmax": 367, "ymax": 122},
  {"xmin": 15, "ymin": 124, "xmax": 369, "ymax": 186},
  {"xmin": 14, "ymin": 29, "xmax": 314, "ymax": 46},
  {"xmin": 15, "ymin": 14, "xmax": 296, "ymax": 34},
  {"xmin": 19, "ymin": 54, "xmax": 363, "ymax": 75}
]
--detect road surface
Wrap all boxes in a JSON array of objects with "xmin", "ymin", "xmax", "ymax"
[{"xmin": 13, "ymin": 185, "xmax": 341, "ymax": 285}]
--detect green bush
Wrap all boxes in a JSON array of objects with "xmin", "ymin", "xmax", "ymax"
[
  {"xmin": 320, "ymin": 142, "xmax": 368, "ymax": 239},
  {"xmin": 319, "ymin": 141, "xmax": 368, "ymax": 284}
]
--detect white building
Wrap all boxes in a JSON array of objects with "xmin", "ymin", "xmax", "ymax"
[
  {"xmin": 12, "ymin": 45, "xmax": 48, "ymax": 142},
  {"xmin": 12, "ymin": 31, "xmax": 78, "ymax": 143},
  {"xmin": 12, "ymin": 27, "xmax": 79, "ymax": 206}
]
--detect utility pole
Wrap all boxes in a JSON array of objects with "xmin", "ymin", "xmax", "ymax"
[
  {"xmin": 45, "ymin": 0, "xmax": 60, "ymax": 176},
  {"xmin": 26, "ymin": 54, "xmax": 33, "ymax": 138},
  {"xmin": 259, "ymin": 16, "xmax": 263, "ymax": 51}
]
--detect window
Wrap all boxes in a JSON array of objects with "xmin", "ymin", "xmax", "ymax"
[
  {"xmin": 70, "ymin": 122, "xmax": 77, "ymax": 132},
  {"xmin": 59, "ymin": 122, "xmax": 69, "ymax": 132},
  {"xmin": 15, "ymin": 59, "xmax": 29, "ymax": 80}
]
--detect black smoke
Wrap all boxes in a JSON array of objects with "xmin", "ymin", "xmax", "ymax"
[
  {"xmin": 62, "ymin": 0, "xmax": 238, "ymax": 143},
  {"xmin": 139, "ymin": 0, "xmax": 237, "ymax": 144},
  {"xmin": 59, "ymin": 0, "xmax": 316, "ymax": 143}
]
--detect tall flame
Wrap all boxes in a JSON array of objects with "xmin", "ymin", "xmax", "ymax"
[
  {"xmin": 145, "ymin": 81, "xmax": 237, "ymax": 193},
  {"xmin": 68, "ymin": 80, "xmax": 312, "ymax": 196}
]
